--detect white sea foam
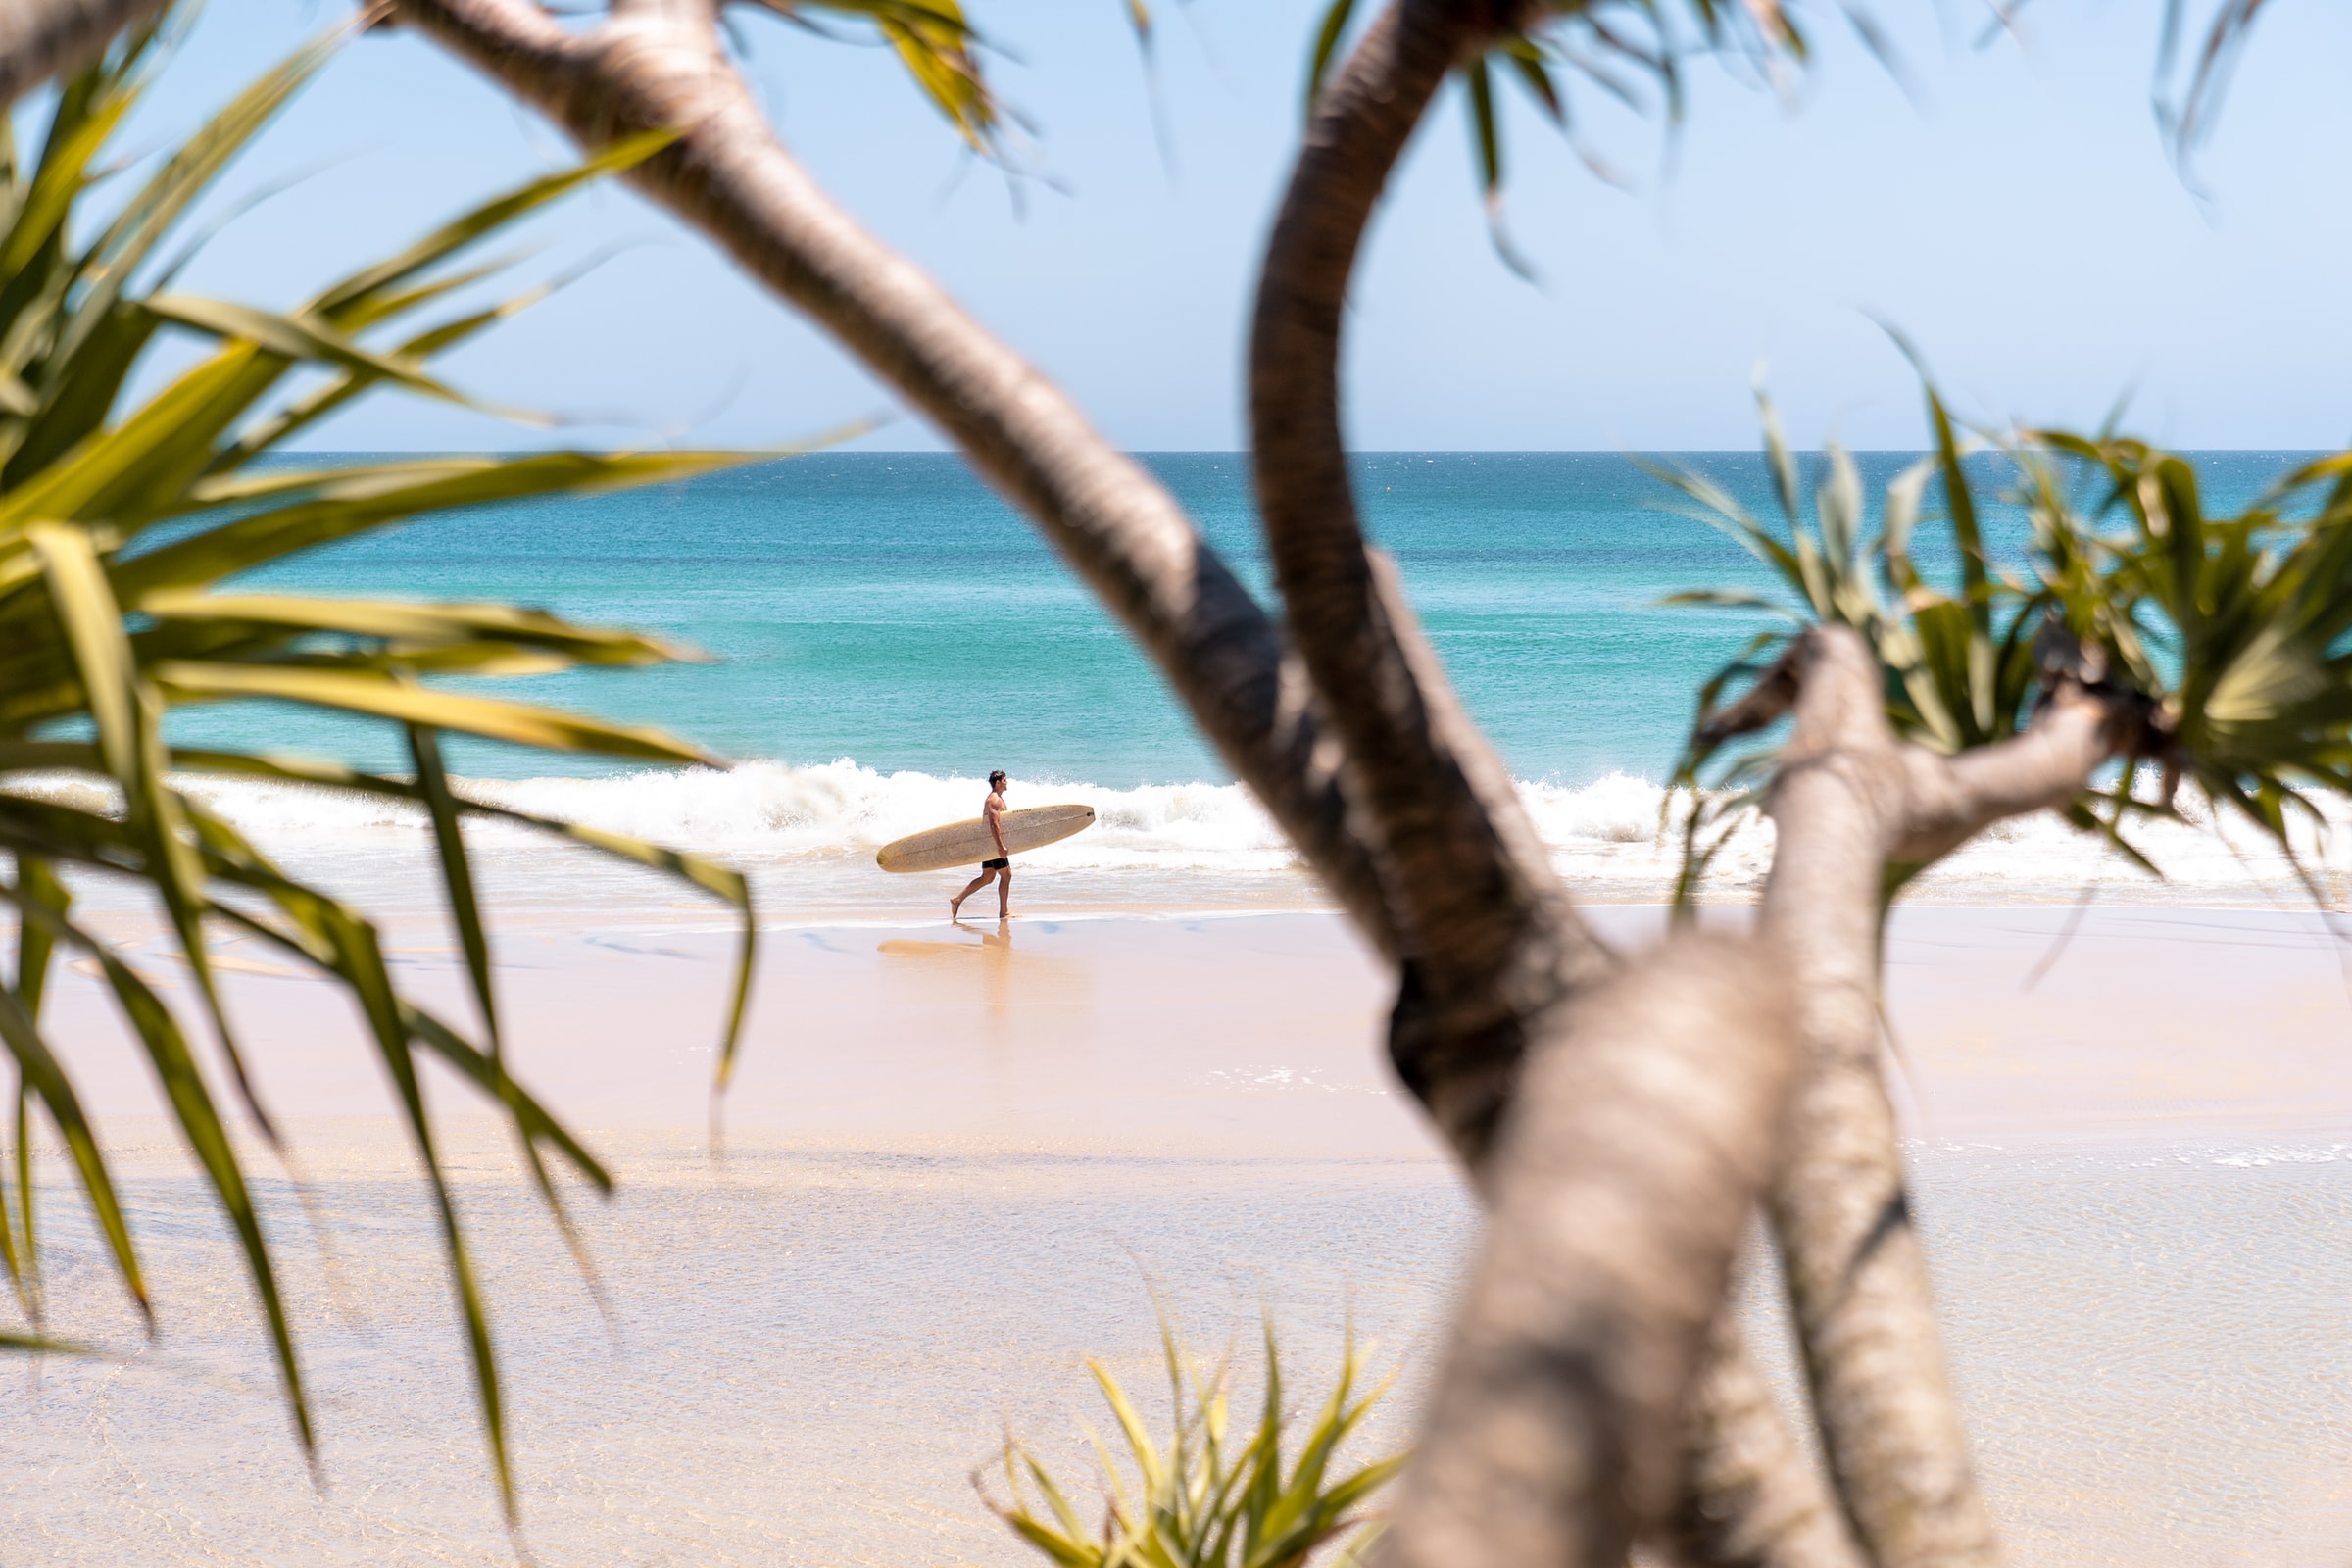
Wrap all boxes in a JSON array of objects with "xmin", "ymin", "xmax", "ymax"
[
  {"xmin": 450, "ymin": 761, "xmax": 1310, "ymax": 872},
  {"xmin": 15, "ymin": 759, "xmax": 2352, "ymax": 906}
]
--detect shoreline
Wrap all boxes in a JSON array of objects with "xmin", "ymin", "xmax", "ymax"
[{"xmin": 36, "ymin": 759, "xmax": 2352, "ymax": 922}]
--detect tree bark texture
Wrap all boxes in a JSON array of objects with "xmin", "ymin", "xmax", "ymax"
[
  {"xmin": 1758, "ymin": 625, "xmax": 2127, "ymax": 1568},
  {"xmin": 0, "ymin": 0, "xmax": 169, "ymax": 106},
  {"xmin": 1249, "ymin": 0, "xmax": 1609, "ymax": 1163},
  {"xmin": 1675, "ymin": 1301, "xmax": 1867, "ymax": 1568},
  {"xmin": 392, "ymin": 0, "xmax": 1397, "ymax": 959},
  {"xmin": 1382, "ymin": 933, "xmax": 1802, "ymax": 1568},
  {"xmin": 1250, "ymin": 8, "xmax": 1863, "ymax": 1566}
]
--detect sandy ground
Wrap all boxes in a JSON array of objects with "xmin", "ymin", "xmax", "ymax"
[
  {"xmin": 10, "ymin": 902, "xmax": 2352, "ymax": 1565},
  {"xmin": 36, "ymin": 900, "xmax": 2352, "ymax": 1153}
]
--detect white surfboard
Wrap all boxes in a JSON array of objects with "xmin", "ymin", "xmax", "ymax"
[{"xmin": 875, "ymin": 804, "xmax": 1097, "ymax": 873}]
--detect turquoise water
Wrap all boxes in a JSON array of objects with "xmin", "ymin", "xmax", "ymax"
[
  {"xmin": 118, "ymin": 447, "xmax": 2326, "ymax": 913},
  {"xmin": 167, "ymin": 449, "xmax": 2311, "ymax": 788}
]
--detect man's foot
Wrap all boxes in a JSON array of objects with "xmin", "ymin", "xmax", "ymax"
[{"xmin": 949, "ymin": 895, "xmax": 963, "ymax": 919}]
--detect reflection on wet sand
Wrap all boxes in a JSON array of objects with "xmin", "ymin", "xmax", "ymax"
[
  {"xmin": 877, "ymin": 917, "xmax": 1018, "ymax": 962},
  {"xmin": 878, "ymin": 920, "xmax": 1083, "ymax": 1063}
]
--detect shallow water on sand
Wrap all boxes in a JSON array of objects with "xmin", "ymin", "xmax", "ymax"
[
  {"xmin": 1923, "ymin": 1149, "xmax": 2352, "ymax": 1564},
  {"xmin": 6, "ymin": 1142, "xmax": 1471, "ymax": 1566},
  {"xmin": 9, "ymin": 1134, "xmax": 2352, "ymax": 1566}
]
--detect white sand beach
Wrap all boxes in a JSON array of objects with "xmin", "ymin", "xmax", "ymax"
[{"xmin": 8, "ymin": 895, "xmax": 2352, "ymax": 1564}]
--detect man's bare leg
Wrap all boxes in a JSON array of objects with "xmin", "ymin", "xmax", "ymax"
[
  {"xmin": 997, "ymin": 866, "xmax": 1013, "ymax": 918},
  {"xmin": 951, "ymin": 866, "xmax": 995, "ymax": 919}
]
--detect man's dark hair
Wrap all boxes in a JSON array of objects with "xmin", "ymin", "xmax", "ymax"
[{"xmin": 989, "ymin": 769, "xmax": 1007, "ymax": 787}]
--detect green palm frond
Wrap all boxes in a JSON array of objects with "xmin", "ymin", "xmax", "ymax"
[
  {"xmin": 742, "ymin": 0, "xmax": 998, "ymax": 150},
  {"xmin": 986, "ymin": 1314, "xmax": 1404, "ymax": 1568},
  {"xmin": 2018, "ymin": 432, "xmax": 2352, "ymax": 893},
  {"xmin": 1657, "ymin": 374, "xmax": 2049, "ymax": 903},
  {"xmin": 1666, "ymin": 364, "xmax": 2352, "ymax": 909},
  {"xmin": 2155, "ymin": 0, "xmax": 2268, "ymax": 172},
  {"xmin": 0, "ymin": 16, "xmax": 772, "ymax": 1520},
  {"xmin": 1304, "ymin": 0, "xmax": 1826, "ymax": 268}
]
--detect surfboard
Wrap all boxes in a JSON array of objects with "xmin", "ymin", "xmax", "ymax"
[{"xmin": 875, "ymin": 804, "xmax": 1097, "ymax": 873}]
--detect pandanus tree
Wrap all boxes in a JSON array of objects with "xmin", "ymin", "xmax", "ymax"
[{"xmin": 0, "ymin": 0, "xmax": 2320, "ymax": 1561}]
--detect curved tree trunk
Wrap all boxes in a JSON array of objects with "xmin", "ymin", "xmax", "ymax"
[
  {"xmin": 1249, "ymin": 0, "xmax": 1604, "ymax": 1162},
  {"xmin": 1761, "ymin": 725, "xmax": 1997, "ymax": 1568},
  {"xmin": 1384, "ymin": 932, "xmax": 1804, "ymax": 1568},
  {"xmin": 1676, "ymin": 1300, "xmax": 1869, "ymax": 1568},
  {"xmin": 1250, "ymin": 9, "xmax": 1857, "ymax": 1568},
  {"xmin": 1750, "ymin": 625, "xmax": 2132, "ymax": 1568}
]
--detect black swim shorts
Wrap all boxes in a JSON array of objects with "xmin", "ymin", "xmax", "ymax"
[{"xmin": 982, "ymin": 857, "xmax": 1009, "ymax": 870}]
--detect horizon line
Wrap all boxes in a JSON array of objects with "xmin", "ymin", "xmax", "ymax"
[{"xmin": 274, "ymin": 446, "xmax": 2340, "ymax": 458}]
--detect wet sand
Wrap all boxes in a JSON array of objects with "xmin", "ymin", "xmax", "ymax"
[
  {"xmin": 11, "ymin": 904, "xmax": 2352, "ymax": 1563},
  {"xmin": 37, "ymin": 901, "xmax": 2352, "ymax": 1150}
]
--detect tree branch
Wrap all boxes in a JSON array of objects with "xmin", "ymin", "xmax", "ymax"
[
  {"xmin": 0, "ymin": 0, "xmax": 169, "ymax": 107},
  {"xmin": 1694, "ymin": 648, "xmax": 1801, "ymax": 750},
  {"xmin": 1250, "ymin": 0, "xmax": 1608, "ymax": 1157},
  {"xmin": 1677, "ymin": 1300, "xmax": 1868, "ymax": 1568},
  {"xmin": 392, "ymin": 0, "xmax": 1398, "ymax": 956},
  {"xmin": 1253, "ymin": 11, "xmax": 1855, "ymax": 1565},
  {"xmin": 1893, "ymin": 685, "xmax": 2132, "ymax": 865},
  {"xmin": 1382, "ymin": 933, "xmax": 1802, "ymax": 1568},
  {"xmin": 1757, "ymin": 626, "xmax": 2006, "ymax": 1568},
  {"xmin": 1732, "ymin": 620, "xmax": 2148, "ymax": 1568}
]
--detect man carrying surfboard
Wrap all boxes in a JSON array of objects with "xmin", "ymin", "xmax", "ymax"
[
  {"xmin": 949, "ymin": 770, "xmax": 1015, "ymax": 920},
  {"xmin": 874, "ymin": 785, "xmax": 1095, "ymax": 890}
]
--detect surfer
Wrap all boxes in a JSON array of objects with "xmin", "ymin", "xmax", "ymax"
[{"xmin": 949, "ymin": 770, "xmax": 1014, "ymax": 920}]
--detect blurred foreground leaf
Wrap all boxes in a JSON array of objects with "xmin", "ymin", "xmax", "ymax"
[{"xmin": 0, "ymin": 11, "xmax": 775, "ymax": 1520}]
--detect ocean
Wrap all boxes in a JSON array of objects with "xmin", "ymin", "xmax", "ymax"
[{"xmin": 113, "ymin": 448, "xmax": 2352, "ymax": 914}]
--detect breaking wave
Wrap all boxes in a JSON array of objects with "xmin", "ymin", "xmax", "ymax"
[{"xmin": 15, "ymin": 759, "xmax": 2352, "ymax": 906}]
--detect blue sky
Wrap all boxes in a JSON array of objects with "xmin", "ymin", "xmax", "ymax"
[{"xmin": 100, "ymin": 0, "xmax": 2352, "ymax": 451}]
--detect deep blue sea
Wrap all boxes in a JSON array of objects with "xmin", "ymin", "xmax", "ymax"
[
  {"xmin": 166, "ymin": 449, "xmax": 2308, "ymax": 783},
  {"xmin": 172, "ymin": 451, "xmax": 1773, "ymax": 784},
  {"xmin": 118, "ymin": 449, "xmax": 2331, "ymax": 907}
]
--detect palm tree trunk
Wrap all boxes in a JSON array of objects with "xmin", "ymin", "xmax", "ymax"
[
  {"xmin": 1677, "ymin": 1301, "xmax": 1868, "ymax": 1568},
  {"xmin": 1250, "ymin": 9, "xmax": 1857, "ymax": 1566},
  {"xmin": 1249, "ymin": 0, "xmax": 1606, "ymax": 1160},
  {"xmin": 1384, "ymin": 932, "xmax": 1805, "ymax": 1568},
  {"xmin": 1759, "ymin": 702, "xmax": 1999, "ymax": 1568},
  {"xmin": 1749, "ymin": 625, "xmax": 2132, "ymax": 1568}
]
